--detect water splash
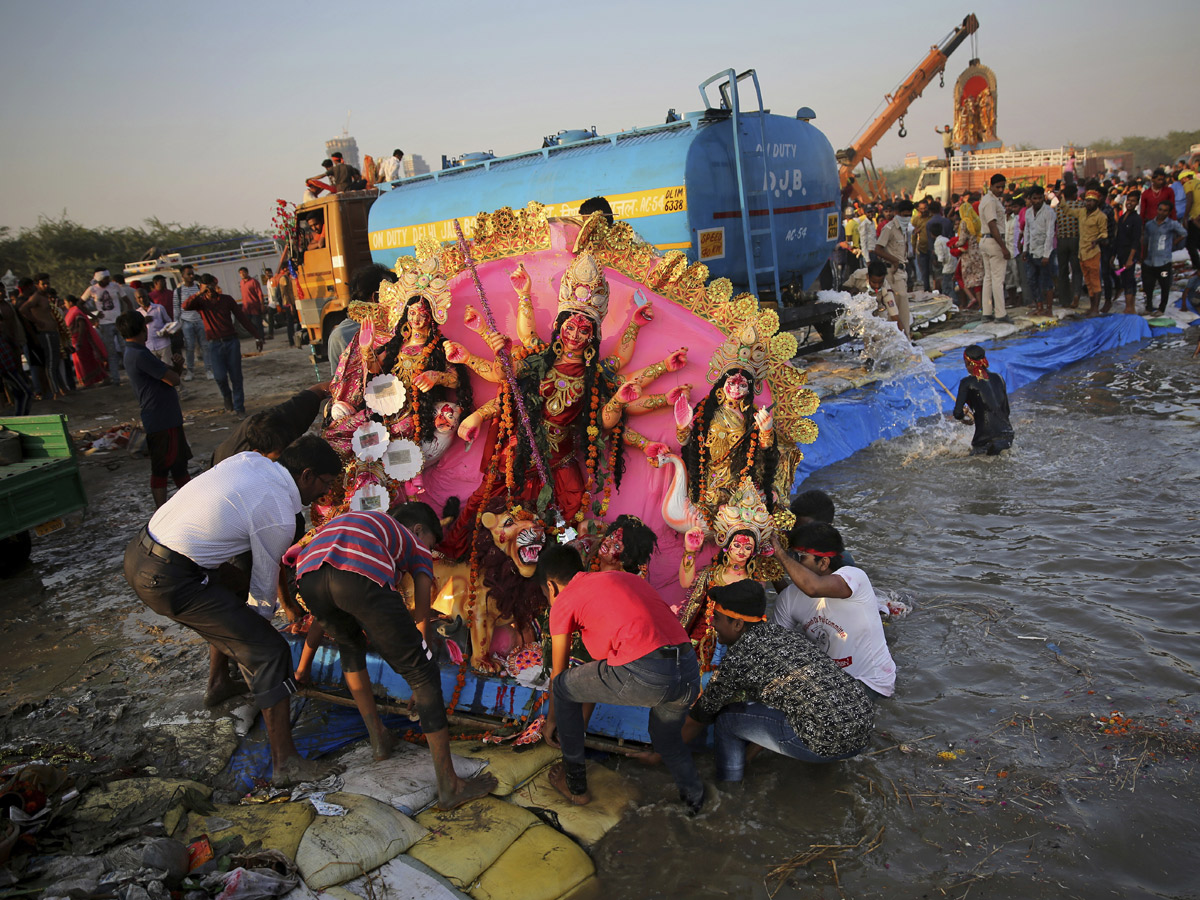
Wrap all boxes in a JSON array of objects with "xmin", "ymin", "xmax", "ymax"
[{"xmin": 819, "ymin": 288, "xmax": 970, "ymax": 460}]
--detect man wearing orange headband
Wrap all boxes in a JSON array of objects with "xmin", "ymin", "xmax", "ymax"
[
  {"xmin": 685, "ymin": 580, "xmax": 874, "ymax": 782},
  {"xmin": 952, "ymin": 345, "xmax": 1013, "ymax": 455}
]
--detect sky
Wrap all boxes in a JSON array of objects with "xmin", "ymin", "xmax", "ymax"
[{"xmin": 2, "ymin": 0, "xmax": 1197, "ymax": 237}]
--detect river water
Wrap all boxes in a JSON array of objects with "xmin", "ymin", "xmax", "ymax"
[{"xmin": 589, "ymin": 332, "xmax": 1200, "ymax": 899}]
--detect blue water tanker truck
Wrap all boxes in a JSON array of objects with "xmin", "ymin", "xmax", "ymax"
[{"xmin": 367, "ymin": 69, "xmax": 840, "ymax": 301}]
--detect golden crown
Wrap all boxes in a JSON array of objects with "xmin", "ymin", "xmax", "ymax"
[
  {"xmin": 707, "ymin": 322, "xmax": 769, "ymax": 388},
  {"xmin": 712, "ymin": 477, "xmax": 775, "ymax": 549},
  {"xmin": 382, "ymin": 237, "xmax": 453, "ymax": 328},
  {"xmin": 556, "ymin": 250, "xmax": 610, "ymax": 325}
]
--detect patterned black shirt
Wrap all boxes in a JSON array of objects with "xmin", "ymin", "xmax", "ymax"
[{"xmin": 691, "ymin": 623, "xmax": 875, "ymax": 758}]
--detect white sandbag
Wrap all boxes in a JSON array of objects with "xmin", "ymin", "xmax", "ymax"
[
  {"xmin": 326, "ymin": 856, "xmax": 469, "ymax": 900},
  {"xmin": 296, "ymin": 792, "xmax": 427, "ymax": 890},
  {"xmin": 337, "ymin": 743, "xmax": 488, "ymax": 815}
]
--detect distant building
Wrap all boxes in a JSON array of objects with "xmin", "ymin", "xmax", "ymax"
[
  {"xmin": 904, "ymin": 152, "xmax": 920, "ymax": 169},
  {"xmin": 326, "ymin": 135, "xmax": 360, "ymax": 169},
  {"xmin": 403, "ymin": 154, "xmax": 430, "ymax": 177}
]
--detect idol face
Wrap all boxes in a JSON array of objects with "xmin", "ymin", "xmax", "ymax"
[
  {"xmin": 722, "ymin": 372, "xmax": 750, "ymax": 404},
  {"xmin": 560, "ymin": 314, "xmax": 594, "ymax": 354},
  {"xmin": 727, "ymin": 533, "xmax": 756, "ymax": 565}
]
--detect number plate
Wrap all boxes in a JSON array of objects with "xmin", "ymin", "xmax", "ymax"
[{"xmin": 34, "ymin": 517, "xmax": 65, "ymax": 537}]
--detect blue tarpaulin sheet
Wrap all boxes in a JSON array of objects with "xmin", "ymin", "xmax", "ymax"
[{"xmin": 793, "ymin": 315, "xmax": 1153, "ymax": 486}]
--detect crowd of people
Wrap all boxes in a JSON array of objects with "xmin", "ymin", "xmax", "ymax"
[{"xmin": 837, "ymin": 157, "xmax": 1200, "ymax": 325}]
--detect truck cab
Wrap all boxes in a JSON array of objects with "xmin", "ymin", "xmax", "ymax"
[{"xmin": 292, "ymin": 190, "xmax": 377, "ymax": 358}]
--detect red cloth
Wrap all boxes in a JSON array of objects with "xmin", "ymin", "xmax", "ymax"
[
  {"xmin": 148, "ymin": 288, "xmax": 174, "ymax": 315},
  {"xmin": 549, "ymin": 571, "xmax": 689, "ymax": 666},
  {"xmin": 183, "ymin": 291, "xmax": 261, "ymax": 341},
  {"xmin": 1141, "ymin": 186, "xmax": 1176, "ymax": 224},
  {"xmin": 65, "ymin": 305, "xmax": 108, "ymax": 386},
  {"xmin": 240, "ymin": 278, "xmax": 264, "ymax": 315}
]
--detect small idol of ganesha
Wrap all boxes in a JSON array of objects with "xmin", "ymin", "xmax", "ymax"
[{"xmin": 437, "ymin": 237, "xmax": 689, "ymax": 559}]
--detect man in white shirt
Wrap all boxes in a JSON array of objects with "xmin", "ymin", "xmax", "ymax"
[
  {"xmin": 978, "ymin": 173, "xmax": 1011, "ymax": 322},
  {"xmin": 1022, "ymin": 185, "xmax": 1057, "ymax": 316},
  {"xmin": 770, "ymin": 523, "xmax": 896, "ymax": 698},
  {"xmin": 80, "ymin": 267, "xmax": 125, "ymax": 385},
  {"xmin": 378, "ymin": 148, "xmax": 404, "ymax": 183},
  {"xmin": 123, "ymin": 435, "xmax": 344, "ymax": 786}
]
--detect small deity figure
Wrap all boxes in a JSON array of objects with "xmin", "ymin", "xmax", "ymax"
[
  {"xmin": 671, "ymin": 322, "xmax": 779, "ymax": 524},
  {"xmin": 677, "ymin": 478, "xmax": 775, "ymax": 668},
  {"xmin": 588, "ymin": 514, "xmax": 659, "ymax": 577},
  {"xmin": 439, "ymin": 217, "xmax": 685, "ymax": 557}
]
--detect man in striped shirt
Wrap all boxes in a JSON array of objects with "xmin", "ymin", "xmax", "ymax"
[{"xmin": 284, "ymin": 501, "xmax": 498, "ymax": 811}]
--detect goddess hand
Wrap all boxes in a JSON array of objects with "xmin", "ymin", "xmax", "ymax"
[
  {"xmin": 754, "ymin": 406, "xmax": 773, "ymax": 432},
  {"xmin": 616, "ymin": 382, "xmax": 642, "ymax": 404},
  {"xmin": 484, "ymin": 332, "xmax": 510, "ymax": 356},
  {"xmin": 684, "ymin": 526, "xmax": 705, "ymax": 553},
  {"xmin": 443, "ymin": 340, "xmax": 468, "ymax": 364},
  {"xmin": 413, "ymin": 371, "xmax": 440, "ymax": 393},
  {"xmin": 463, "ymin": 306, "xmax": 485, "ymax": 333},
  {"xmin": 458, "ymin": 419, "xmax": 480, "ymax": 443},
  {"xmin": 644, "ymin": 441, "xmax": 668, "ymax": 460},
  {"xmin": 665, "ymin": 348, "xmax": 688, "ymax": 372},
  {"xmin": 633, "ymin": 302, "xmax": 654, "ymax": 326},
  {"xmin": 510, "ymin": 263, "xmax": 532, "ymax": 298},
  {"xmin": 674, "ymin": 394, "xmax": 694, "ymax": 429}
]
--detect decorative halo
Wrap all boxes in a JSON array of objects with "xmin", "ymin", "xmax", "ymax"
[
  {"xmin": 364, "ymin": 374, "xmax": 407, "ymax": 416},
  {"xmin": 348, "ymin": 480, "xmax": 389, "ymax": 513},
  {"xmin": 351, "ymin": 420, "xmax": 389, "ymax": 461},
  {"xmin": 381, "ymin": 438, "xmax": 423, "ymax": 482}
]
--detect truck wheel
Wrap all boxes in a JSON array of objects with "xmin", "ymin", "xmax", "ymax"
[{"xmin": 0, "ymin": 531, "xmax": 32, "ymax": 574}]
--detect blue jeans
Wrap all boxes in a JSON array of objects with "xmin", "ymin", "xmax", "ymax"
[
  {"xmin": 209, "ymin": 336, "xmax": 245, "ymax": 412},
  {"xmin": 97, "ymin": 323, "xmax": 121, "ymax": 383},
  {"xmin": 181, "ymin": 318, "xmax": 209, "ymax": 374},
  {"xmin": 554, "ymin": 646, "xmax": 703, "ymax": 804},
  {"xmin": 940, "ymin": 269, "xmax": 956, "ymax": 298},
  {"xmin": 713, "ymin": 702, "xmax": 862, "ymax": 781}
]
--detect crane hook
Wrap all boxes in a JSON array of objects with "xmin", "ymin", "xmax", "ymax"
[
  {"xmin": 898, "ymin": 116, "xmax": 907, "ymax": 139},
  {"xmin": 939, "ymin": 71, "xmax": 945, "ymax": 89}
]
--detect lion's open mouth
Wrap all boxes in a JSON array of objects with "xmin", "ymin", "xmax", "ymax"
[{"xmin": 516, "ymin": 528, "xmax": 545, "ymax": 565}]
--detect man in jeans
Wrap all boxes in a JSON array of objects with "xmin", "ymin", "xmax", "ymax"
[
  {"xmin": 1022, "ymin": 185, "xmax": 1057, "ymax": 316},
  {"xmin": 537, "ymin": 544, "xmax": 705, "ymax": 814},
  {"xmin": 184, "ymin": 274, "xmax": 263, "ymax": 417},
  {"xmin": 173, "ymin": 265, "xmax": 208, "ymax": 381}
]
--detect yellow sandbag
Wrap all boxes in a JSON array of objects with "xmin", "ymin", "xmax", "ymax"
[
  {"xmin": 184, "ymin": 801, "xmax": 316, "ymax": 860},
  {"xmin": 510, "ymin": 763, "xmax": 639, "ymax": 849},
  {"xmin": 296, "ymin": 792, "xmax": 427, "ymax": 890},
  {"xmin": 468, "ymin": 824, "xmax": 594, "ymax": 900},
  {"xmin": 409, "ymin": 797, "xmax": 538, "ymax": 888},
  {"xmin": 558, "ymin": 876, "xmax": 601, "ymax": 900},
  {"xmin": 452, "ymin": 741, "xmax": 560, "ymax": 796}
]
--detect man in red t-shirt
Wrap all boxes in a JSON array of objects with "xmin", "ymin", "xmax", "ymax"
[
  {"xmin": 538, "ymin": 544, "xmax": 704, "ymax": 813},
  {"xmin": 1140, "ymin": 169, "xmax": 1177, "ymax": 225}
]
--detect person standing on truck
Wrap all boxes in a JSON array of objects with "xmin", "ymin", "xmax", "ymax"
[
  {"xmin": 874, "ymin": 199, "xmax": 912, "ymax": 337},
  {"xmin": 935, "ymin": 124, "xmax": 954, "ymax": 161},
  {"xmin": 378, "ymin": 149, "xmax": 404, "ymax": 183},
  {"xmin": 184, "ymin": 274, "xmax": 263, "ymax": 418},
  {"xmin": 173, "ymin": 265, "xmax": 208, "ymax": 382},
  {"xmin": 327, "ymin": 152, "xmax": 364, "ymax": 192},
  {"xmin": 238, "ymin": 267, "xmax": 266, "ymax": 342},
  {"xmin": 118, "ymin": 311, "xmax": 191, "ymax": 508}
]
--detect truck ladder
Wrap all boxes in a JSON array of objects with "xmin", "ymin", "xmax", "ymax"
[{"xmin": 699, "ymin": 69, "xmax": 782, "ymax": 300}]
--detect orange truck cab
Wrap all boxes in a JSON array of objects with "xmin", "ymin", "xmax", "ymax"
[{"xmin": 292, "ymin": 189, "xmax": 377, "ymax": 359}]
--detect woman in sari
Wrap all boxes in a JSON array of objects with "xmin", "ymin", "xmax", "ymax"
[
  {"xmin": 65, "ymin": 295, "xmax": 108, "ymax": 387},
  {"xmin": 956, "ymin": 196, "xmax": 984, "ymax": 309}
]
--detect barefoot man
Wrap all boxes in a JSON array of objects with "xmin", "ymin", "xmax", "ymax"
[
  {"xmin": 538, "ymin": 543, "xmax": 705, "ymax": 814},
  {"xmin": 283, "ymin": 501, "xmax": 497, "ymax": 810},
  {"xmin": 124, "ymin": 435, "xmax": 345, "ymax": 786}
]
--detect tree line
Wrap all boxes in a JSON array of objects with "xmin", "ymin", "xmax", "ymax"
[{"xmin": 0, "ymin": 215, "xmax": 262, "ymax": 297}]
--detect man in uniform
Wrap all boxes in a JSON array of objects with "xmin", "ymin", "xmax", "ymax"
[{"xmin": 874, "ymin": 199, "xmax": 913, "ymax": 336}]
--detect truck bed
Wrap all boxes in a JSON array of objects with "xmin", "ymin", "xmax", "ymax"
[{"xmin": 0, "ymin": 415, "xmax": 88, "ymax": 540}]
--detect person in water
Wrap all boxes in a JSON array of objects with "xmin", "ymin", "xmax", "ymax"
[{"xmin": 953, "ymin": 344, "xmax": 1013, "ymax": 456}]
